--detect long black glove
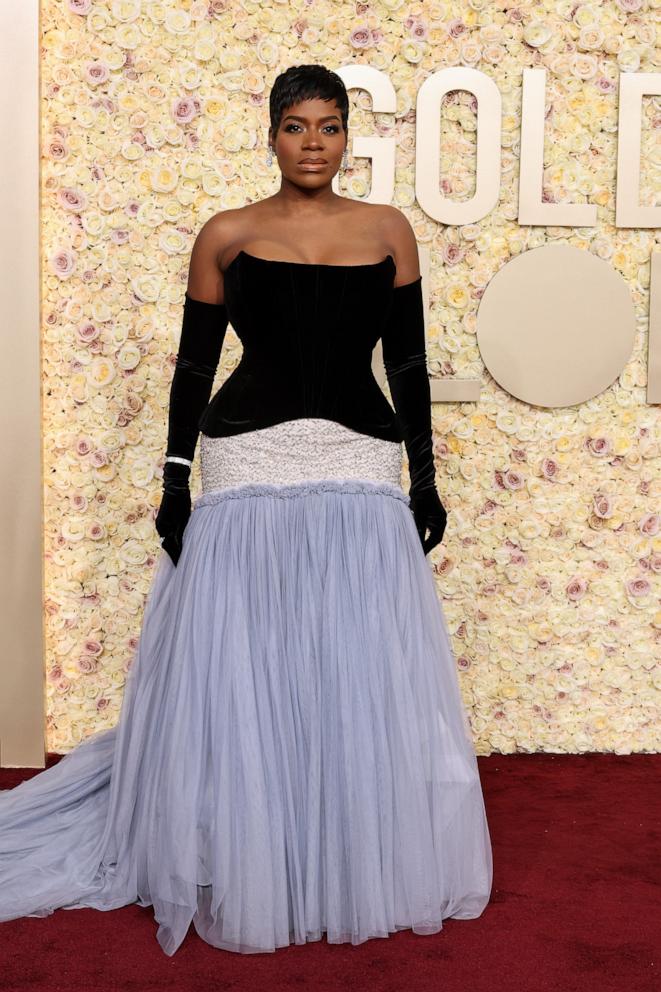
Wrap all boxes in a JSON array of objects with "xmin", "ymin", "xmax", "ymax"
[
  {"xmin": 381, "ymin": 277, "xmax": 447, "ymax": 555},
  {"xmin": 155, "ymin": 292, "xmax": 229, "ymax": 565}
]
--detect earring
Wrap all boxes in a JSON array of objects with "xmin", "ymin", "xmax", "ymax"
[
  {"xmin": 341, "ymin": 147, "xmax": 349, "ymax": 170},
  {"xmin": 266, "ymin": 145, "xmax": 273, "ymax": 167}
]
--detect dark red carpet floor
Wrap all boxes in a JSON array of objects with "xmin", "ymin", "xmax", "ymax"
[{"xmin": 0, "ymin": 752, "xmax": 658, "ymax": 992}]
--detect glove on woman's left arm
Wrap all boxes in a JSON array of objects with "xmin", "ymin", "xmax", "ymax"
[
  {"xmin": 156, "ymin": 292, "xmax": 229, "ymax": 565},
  {"xmin": 381, "ymin": 276, "xmax": 447, "ymax": 555}
]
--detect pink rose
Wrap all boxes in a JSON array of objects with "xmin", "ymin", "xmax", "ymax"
[
  {"xmin": 541, "ymin": 458, "xmax": 558, "ymax": 480},
  {"xmin": 85, "ymin": 61, "xmax": 110, "ymax": 86},
  {"xmin": 586, "ymin": 436, "xmax": 613, "ymax": 456},
  {"xmin": 77, "ymin": 656, "xmax": 98, "ymax": 674},
  {"xmin": 172, "ymin": 97, "xmax": 197, "ymax": 125},
  {"xmin": 448, "ymin": 19, "xmax": 467, "ymax": 38},
  {"xmin": 625, "ymin": 576, "xmax": 651, "ymax": 597},
  {"xmin": 433, "ymin": 439, "xmax": 450, "ymax": 458},
  {"xmin": 502, "ymin": 469, "xmax": 524, "ymax": 490},
  {"xmin": 442, "ymin": 242, "xmax": 466, "ymax": 265},
  {"xmin": 349, "ymin": 25, "xmax": 372, "ymax": 49},
  {"xmin": 638, "ymin": 513, "xmax": 660, "ymax": 536},
  {"xmin": 592, "ymin": 493, "xmax": 614, "ymax": 519},
  {"xmin": 49, "ymin": 248, "xmax": 76, "ymax": 279},
  {"xmin": 90, "ymin": 450, "xmax": 109, "ymax": 469},
  {"xmin": 91, "ymin": 96, "xmax": 116, "ymax": 113},
  {"xmin": 58, "ymin": 187, "xmax": 87, "ymax": 211},
  {"xmin": 433, "ymin": 556, "xmax": 453, "ymax": 576},
  {"xmin": 409, "ymin": 19, "xmax": 428, "ymax": 41},
  {"xmin": 566, "ymin": 576, "xmax": 588, "ymax": 601},
  {"xmin": 125, "ymin": 393, "xmax": 143, "ymax": 414}
]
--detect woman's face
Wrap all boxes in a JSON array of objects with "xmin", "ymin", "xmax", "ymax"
[{"xmin": 270, "ymin": 97, "xmax": 346, "ymax": 183}]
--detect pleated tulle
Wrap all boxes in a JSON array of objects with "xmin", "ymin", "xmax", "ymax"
[{"xmin": 0, "ymin": 479, "xmax": 492, "ymax": 955}]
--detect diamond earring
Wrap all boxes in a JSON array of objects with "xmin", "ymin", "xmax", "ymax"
[
  {"xmin": 341, "ymin": 147, "xmax": 349, "ymax": 170},
  {"xmin": 266, "ymin": 145, "xmax": 273, "ymax": 167}
]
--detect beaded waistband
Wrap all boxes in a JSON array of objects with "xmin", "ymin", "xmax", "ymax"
[
  {"xmin": 193, "ymin": 478, "xmax": 410, "ymax": 510},
  {"xmin": 198, "ymin": 418, "xmax": 403, "ymax": 495}
]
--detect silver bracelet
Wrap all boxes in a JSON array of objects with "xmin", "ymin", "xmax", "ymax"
[{"xmin": 165, "ymin": 455, "xmax": 192, "ymax": 467}]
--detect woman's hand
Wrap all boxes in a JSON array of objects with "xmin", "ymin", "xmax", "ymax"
[
  {"xmin": 155, "ymin": 462, "xmax": 192, "ymax": 566},
  {"xmin": 409, "ymin": 487, "xmax": 447, "ymax": 556}
]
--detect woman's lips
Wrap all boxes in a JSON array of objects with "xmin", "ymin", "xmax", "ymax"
[{"xmin": 299, "ymin": 160, "xmax": 327, "ymax": 168}]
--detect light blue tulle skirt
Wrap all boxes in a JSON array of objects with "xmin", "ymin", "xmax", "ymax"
[{"xmin": 0, "ymin": 418, "xmax": 492, "ymax": 955}]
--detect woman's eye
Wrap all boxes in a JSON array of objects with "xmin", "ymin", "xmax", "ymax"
[{"xmin": 284, "ymin": 124, "xmax": 339, "ymax": 133}]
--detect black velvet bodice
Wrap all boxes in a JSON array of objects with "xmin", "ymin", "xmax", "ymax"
[{"xmin": 196, "ymin": 250, "xmax": 405, "ymax": 443}]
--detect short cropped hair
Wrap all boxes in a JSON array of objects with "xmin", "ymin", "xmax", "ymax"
[{"xmin": 269, "ymin": 64, "xmax": 349, "ymax": 137}]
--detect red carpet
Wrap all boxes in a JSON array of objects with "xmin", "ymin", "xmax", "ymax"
[{"xmin": 0, "ymin": 752, "xmax": 658, "ymax": 992}]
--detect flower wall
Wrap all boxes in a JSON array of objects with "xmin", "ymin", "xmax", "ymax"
[{"xmin": 42, "ymin": 0, "xmax": 660, "ymax": 753}]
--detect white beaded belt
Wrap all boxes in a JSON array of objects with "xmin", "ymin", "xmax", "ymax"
[{"xmin": 199, "ymin": 417, "xmax": 403, "ymax": 494}]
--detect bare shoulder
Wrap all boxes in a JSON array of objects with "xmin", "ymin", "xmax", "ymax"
[
  {"xmin": 376, "ymin": 204, "xmax": 421, "ymax": 286},
  {"xmin": 186, "ymin": 207, "xmax": 254, "ymax": 304}
]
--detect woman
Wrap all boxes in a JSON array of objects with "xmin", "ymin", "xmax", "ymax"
[{"xmin": 0, "ymin": 64, "xmax": 492, "ymax": 955}]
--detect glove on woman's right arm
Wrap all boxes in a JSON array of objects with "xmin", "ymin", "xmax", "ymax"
[{"xmin": 156, "ymin": 292, "xmax": 229, "ymax": 565}]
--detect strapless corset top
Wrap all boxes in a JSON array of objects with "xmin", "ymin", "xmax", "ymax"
[{"xmin": 197, "ymin": 250, "xmax": 406, "ymax": 443}]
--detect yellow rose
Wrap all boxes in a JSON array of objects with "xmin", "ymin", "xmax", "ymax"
[
  {"xmin": 151, "ymin": 166, "xmax": 178, "ymax": 194},
  {"xmin": 446, "ymin": 283, "xmax": 469, "ymax": 308}
]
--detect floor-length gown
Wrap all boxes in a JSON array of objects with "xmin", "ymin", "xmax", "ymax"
[{"xmin": 0, "ymin": 257, "xmax": 493, "ymax": 957}]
